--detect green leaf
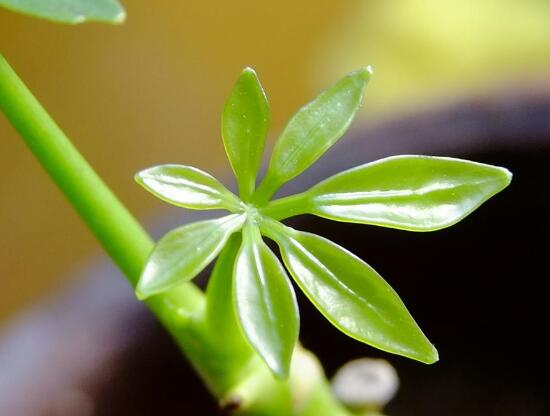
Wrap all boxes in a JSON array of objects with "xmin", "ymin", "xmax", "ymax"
[
  {"xmin": 137, "ymin": 214, "xmax": 245, "ymax": 299},
  {"xmin": 262, "ymin": 219, "xmax": 437, "ymax": 364},
  {"xmin": 204, "ymin": 235, "xmax": 255, "ymax": 377},
  {"xmin": 234, "ymin": 221, "xmax": 299, "ymax": 378},
  {"xmin": 0, "ymin": 0, "xmax": 125, "ymax": 24},
  {"xmin": 303, "ymin": 155, "xmax": 512, "ymax": 231},
  {"xmin": 135, "ymin": 164, "xmax": 243, "ymax": 212},
  {"xmin": 205, "ymin": 234, "xmax": 253, "ymax": 354},
  {"xmin": 222, "ymin": 68, "xmax": 270, "ymax": 201},
  {"xmin": 255, "ymin": 67, "xmax": 372, "ymax": 201}
]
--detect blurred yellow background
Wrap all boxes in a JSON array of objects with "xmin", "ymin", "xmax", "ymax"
[{"xmin": 1, "ymin": 0, "xmax": 550, "ymax": 322}]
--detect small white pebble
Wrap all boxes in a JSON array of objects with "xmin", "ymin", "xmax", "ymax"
[{"xmin": 332, "ymin": 358, "xmax": 399, "ymax": 409}]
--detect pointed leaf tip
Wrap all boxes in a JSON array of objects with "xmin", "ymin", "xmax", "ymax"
[
  {"xmin": 502, "ymin": 167, "xmax": 513, "ymax": 183},
  {"xmin": 357, "ymin": 65, "xmax": 373, "ymax": 80},
  {"xmin": 304, "ymin": 156, "xmax": 513, "ymax": 231},
  {"xmin": 426, "ymin": 345, "xmax": 439, "ymax": 364},
  {"xmin": 255, "ymin": 67, "xmax": 371, "ymax": 201},
  {"xmin": 242, "ymin": 66, "xmax": 257, "ymax": 75},
  {"xmin": 222, "ymin": 68, "xmax": 270, "ymax": 201},
  {"xmin": 261, "ymin": 220, "xmax": 436, "ymax": 364}
]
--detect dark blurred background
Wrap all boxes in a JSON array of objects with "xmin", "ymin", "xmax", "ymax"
[{"xmin": 1, "ymin": 1, "xmax": 550, "ymax": 415}]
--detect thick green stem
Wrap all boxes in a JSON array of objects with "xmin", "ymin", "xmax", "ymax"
[
  {"xmin": 0, "ymin": 54, "xmax": 153, "ymax": 284},
  {"xmin": 0, "ymin": 54, "xmax": 352, "ymax": 416}
]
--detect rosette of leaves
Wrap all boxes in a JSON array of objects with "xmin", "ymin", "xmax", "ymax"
[{"xmin": 135, "ymin": 67, "xmax": 511, "ymax": 379}]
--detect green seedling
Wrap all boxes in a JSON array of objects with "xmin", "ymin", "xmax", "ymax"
[
  {"xmin": 1, "ymin": 49, "xmax": 512, "ymax": 413},
  {"xmin": 134, "ymin": 67, "xmax": 511, "ymax": 379},
  {"xmin": 1, "ymin": 41, "xmax": 512, "ymax": 409}
]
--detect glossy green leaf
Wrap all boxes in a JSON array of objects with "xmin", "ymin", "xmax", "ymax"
[
  {"xmin": 262, "ymin": 220, "xmax": 437, "ymax": 364},
  {"xmin": 222, "ymin": 68, "xmax": 270, "ymax": 201},
  {"xmin": 136, "ymin": 214, "xmax": 245, "ymax": 299},
  {"xmin": 303, "ymin": 155, "xmax": 512, "ymax": 231},
  {"xmin": 135, "ymin": 164, "xmax": 242, "ymax": 212},
  {"xmin": 0, "ymin": 0, "xmax": 125, "ymax": 24},
  {"xmin": 205, "ymin": 235, "xmax": 254, "ymax": 372},
  {"xmin": 256, "ymin": 67, "xmax": 371, "ymax": 201},
  {"xmin": 234, "ymin": 222, "xmax": 299, "ymax": 378},
  {"xmin": 205, "ymin": 234, "xmax": 242, "ymax": 340}
]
